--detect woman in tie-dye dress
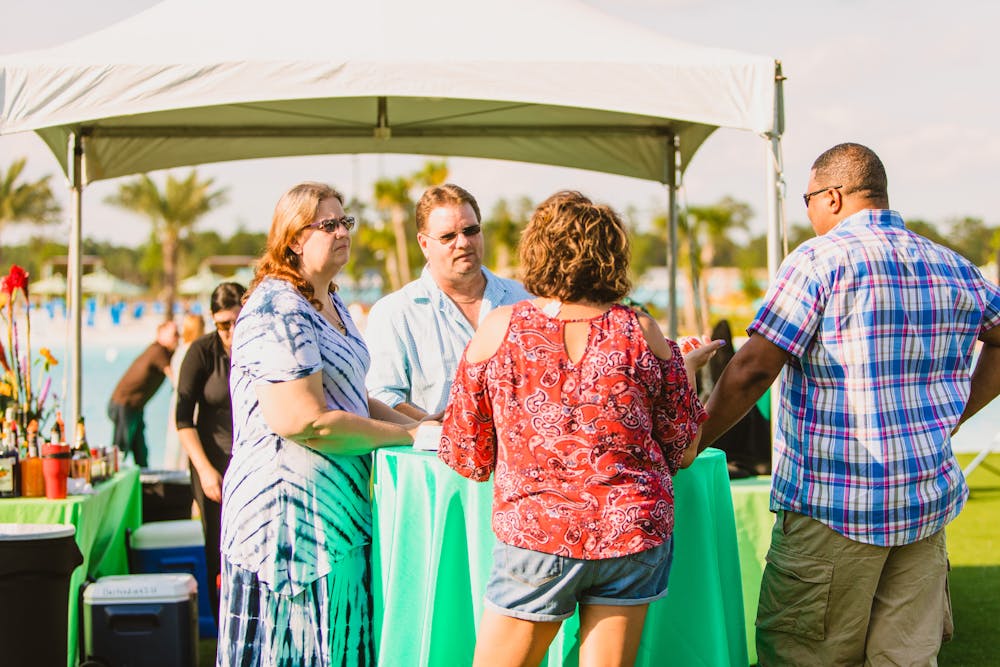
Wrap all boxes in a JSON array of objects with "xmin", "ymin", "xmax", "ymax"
[{"xmin": 217, "ymin": 182, "xmax": 423, "ymax": 666}]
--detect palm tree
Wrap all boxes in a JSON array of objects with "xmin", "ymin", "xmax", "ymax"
[
  {"xmin": 373, "ymin": 177, "xmax": 413, "ymax": 291},
  {"xmin": 0, "ymin": 158, "xmax": 62, "ymax": 254},
  {"xmin": 484, "ymin": 196, "xmax": 531, "ymax": 277},
  {"xmin": 105, "ymin": 170, "xmax": 228, "ymax": 319},
  {"xmin": 682, "ymin": 197, "xmax": 752, "ymax": 333},
  {"xmin": 373, "ymin": 160, "xmax": 449, "ymax": 289}
]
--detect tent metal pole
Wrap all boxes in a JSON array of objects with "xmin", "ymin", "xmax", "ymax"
[
  {"xmin": 67, "ymin": 133, "xmax": 84, "ymax": 432},
  {"xmin": 666, "ymin": 135, "xmax": 679, "ymax": 339},
  {"xmin": 765, "ymin": 61, "xmax": 787, "ymax": 449},
  {"xmin": 765, "ymin": 61, "xmax": 787, "ymax": 281}
]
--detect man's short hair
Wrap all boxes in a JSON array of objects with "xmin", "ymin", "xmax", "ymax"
[
  {"xmin": 812, "ymin": 142, "xmax": 888, "ymax": 203},
  {"xmin": 415, "ymin": 184, "xmax": 481, "ymax": 232}
]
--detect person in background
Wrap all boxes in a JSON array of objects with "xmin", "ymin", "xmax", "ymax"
[
  {"xmin": 701, "ymin": 319, "xmax": 771, "ymax": 478},
  {"xmin": 175, "ymin": 282, "xmax": 244, "ymax": 624},
  {"xmin": 700, "ymin": 142, "xmax": 1000, "ymax": 665},
  {"xmin": 107, "ymin": 319, "xmax": 179, "ymax": 467},
  {"xmin": 365, "ymin": 183, "xmax": 530, "ymax": 418},
  {"xmin": 218, "ymin": 182, "xmax": 425, "ymax": 665},
  {"xmin": 163, "ymin": 311, "xmax": 206, "ymax": 470},
  {"xmin": 439, "ymin": 190, "xmax": 721, "ymax": 666}
]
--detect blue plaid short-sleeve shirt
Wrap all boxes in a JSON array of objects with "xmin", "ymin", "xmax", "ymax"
[{"xmin": 751, "ymin": 209, "xmax": 1000, "ymax": 546}]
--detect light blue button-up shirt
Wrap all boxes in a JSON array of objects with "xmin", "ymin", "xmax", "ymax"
[{"xmin": 365, "ymin": 265, "xmax": 530, "ymax": 413}]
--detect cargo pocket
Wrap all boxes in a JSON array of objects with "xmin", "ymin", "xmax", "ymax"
[{"xmin": 756, "ymin": 544, "xmax": 833, "ymax": 641}]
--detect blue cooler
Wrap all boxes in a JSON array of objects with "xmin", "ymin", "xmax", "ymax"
[
  {"xmin": 83, "ymin": 573, "xmax": 197, "ymax": 667},
  {"xmin": 129, "ymin": 519, "xmax": 216, "ymax": 638}
]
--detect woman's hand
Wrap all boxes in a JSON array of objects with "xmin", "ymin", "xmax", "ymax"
[
  {"xmin": 421, "ymin": 410, "xmax": 445, "ymax": 423},
  {"xmin": 680, "ymin": 336, "xmax": 725, "ymax": 371},
  {"xmin": 197, "ymin": 464, "xmax": 224, "ymax": 503},
  {"xmin": 678, "ymin": 336, "xmax": 725, "ymax": 387}
]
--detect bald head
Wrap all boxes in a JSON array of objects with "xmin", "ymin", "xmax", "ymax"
[{"xmin": 811, "ymin": 143, "xmax": 889, "ymax": 208}]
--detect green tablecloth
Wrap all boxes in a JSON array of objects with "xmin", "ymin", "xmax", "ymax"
[
  {"xmin": 373, "ymin": 447, "xmax": 748, "ymax": 666},
  {"xmin": 730, "ymin": 476, "xmax": 774, "ymax": 666},
  {"xmin": 0, "ymin": 467, "xmax": 142, "ymax": 667}
]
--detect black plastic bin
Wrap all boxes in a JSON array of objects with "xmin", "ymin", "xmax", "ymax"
[
  {"xmin": 0, "ymin": 523, "xmax": 84, "ymax": 667},
  {"xmin": 140, "ymin": 469, "xmax": 193, "ymax": 523}
]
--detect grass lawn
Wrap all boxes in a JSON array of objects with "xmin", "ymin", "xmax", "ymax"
[
  {"xmin": 940, "ymin": 453, "xmax": 1000, "ymax": 666},
  {"xmin": 196, "ymin": 453, "xmax": 1000, "ymax": 666}
]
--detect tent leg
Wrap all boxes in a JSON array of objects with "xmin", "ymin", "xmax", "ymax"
[
  {"xmin": 665, "ymin": 135, "xmax": 679, "ymax": 339},
  {"xmin": 67, "ymin": 133, "xmax": 84, "ymax": 432}
]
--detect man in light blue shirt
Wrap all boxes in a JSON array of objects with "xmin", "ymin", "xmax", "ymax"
[{"xmin": 365, "ymin": 184, "xmax": 530, "ymax": 418}]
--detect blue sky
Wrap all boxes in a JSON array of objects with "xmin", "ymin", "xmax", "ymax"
[{"xmin": 2, "ymin": 0, "xmax": 998, "ymax": 246}]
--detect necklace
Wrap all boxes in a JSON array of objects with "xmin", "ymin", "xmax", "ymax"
[{"xmin": 325, "ymin": 297, "xmax": 347, "ymax": 334}]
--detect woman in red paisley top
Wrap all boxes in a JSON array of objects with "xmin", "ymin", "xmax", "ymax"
[{"xmin": 439, "ymin": 190, "xmax": 721, "ymax": 667}]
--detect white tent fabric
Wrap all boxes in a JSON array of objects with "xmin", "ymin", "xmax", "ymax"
[
  {"xmin": 0, "ymin": 0, "xmax": 785, "ymax": 427},
  {"xmin": 0, "ymin": 0, "xmax": 779, "ymax": 184}
]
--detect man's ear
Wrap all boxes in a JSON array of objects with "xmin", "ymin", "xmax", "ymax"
[{"xmin": 829, "ymin": 187, "xmax": 844, "ymax": 215}]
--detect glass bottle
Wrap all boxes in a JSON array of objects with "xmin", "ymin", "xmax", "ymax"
[
  {"xmin": 0, "ymin": 420, "xmax": 20, "ymax": 497},
  {"xmin": 19, "ymin": 420, "xmax": 44, "ymax": 498},
  {"xmin": 70, "ymin": 417, "xmax": 91, "ymax": 484}
]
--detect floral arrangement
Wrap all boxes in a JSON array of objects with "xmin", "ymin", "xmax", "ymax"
[{"xmin": 0, "ymin": 264, "xmax": 59, "ymax": 434}]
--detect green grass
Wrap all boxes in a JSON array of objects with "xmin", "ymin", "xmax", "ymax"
[
  {"xmin": 196, "ymin": 454, "xmax": 1000, "ymax": 666},
  {"xmin": 940, "ymin": 453, "xmax": 1000, "ymax": 667}
]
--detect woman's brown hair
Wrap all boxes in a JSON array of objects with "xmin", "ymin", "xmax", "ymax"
[
  {"xmin": 245, "ymin": 182, "xmax": 344, "ymax": 310},
  {"xmin": 520, "ymin": 190, "xmax": 631, "ymax": 303}
]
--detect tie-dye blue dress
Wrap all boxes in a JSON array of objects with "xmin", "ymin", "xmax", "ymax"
[{"xmin": 218, "ymin": 277, "xmax": 374, "ymax": 666}]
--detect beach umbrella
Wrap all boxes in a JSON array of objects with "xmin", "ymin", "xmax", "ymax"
[
  {"xmin": 30, "ymin": 271, "xmax": 68, "ymax": 296},
  {"xmin": 178, "ymin": 265, "xmax": 226, "ymax": 297},
  {"xmin": 81, "ymin": 267, "xmax": 145, "ymax": 297},
  {"xmin": 225, "ymin": 266, "xmax": 254, "ymax": 288}
]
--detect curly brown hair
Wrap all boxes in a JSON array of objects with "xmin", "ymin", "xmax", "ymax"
[
  {"xmin": 520, "ymin": 191, "xmax": 631, "ymax": 303},
  {"xmin": 245, "ymin": 182, "xmax": 344, "ymax": 311}
]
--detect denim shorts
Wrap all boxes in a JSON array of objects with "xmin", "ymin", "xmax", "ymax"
[{"xmin": 483, "ymin": 538, "xmax": 674, "ymax": 622}]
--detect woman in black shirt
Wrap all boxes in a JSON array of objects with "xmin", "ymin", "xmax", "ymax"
[{"xmin": 175, "ymin": 281, "xmax": 245, "ymax": 623}]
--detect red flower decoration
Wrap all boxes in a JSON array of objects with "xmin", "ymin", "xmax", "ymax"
[{"xmin": 3, "ymin": 265, "xmax": 28, "ymax": 296}]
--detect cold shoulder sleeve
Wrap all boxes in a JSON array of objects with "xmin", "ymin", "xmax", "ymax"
[
  {"xmin": 652, "ymin": 340, "xmax": 708, "ymax": 475},
  {"xmin": 438, "ymin": 357, "xmax": 496, "ymax": 481}
]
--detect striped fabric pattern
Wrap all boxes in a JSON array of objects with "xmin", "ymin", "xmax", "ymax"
[
  {"xmin": 751, "ymin": 209, "xmax": 1000, "ymax": 546},
  {"xmin": 222, "ymin": 277, "xmax": 373, "ymax": 597},
  {"xmin": 217, "ymin": 547, "xmax": 373, "ymax": 666}
]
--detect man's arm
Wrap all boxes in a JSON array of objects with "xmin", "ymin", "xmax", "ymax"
[
  {"xmin": 700, "ymin": 334, "xmax": 790, "ymax": 451},
  {"xmin": 364, "ymin": 300, "xmax": 416, "ymax": 410},
  {"xmin": 956, "ymin": 325, "xmax": 1000, "ymax": 430}
]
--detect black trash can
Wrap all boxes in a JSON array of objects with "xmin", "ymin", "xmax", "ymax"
[
  {"xmin": 0, "ymin": 523, "xmax": 84, "ymax": 667},
  {"xmin": 140, "ymin": 469, "xmax": 193, "ymax": 523}
]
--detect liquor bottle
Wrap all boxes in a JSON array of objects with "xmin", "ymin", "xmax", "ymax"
[
  {"xmin": 70, "ymin": 417, "xmax": 91, "ymax": 484},
  {"xmin": 19, "ymin": 420, "xmax": 44, "ymax": 498},
  {"xmin": 0, "ymin": 419, "xmax": 20, "ymax": 497}
]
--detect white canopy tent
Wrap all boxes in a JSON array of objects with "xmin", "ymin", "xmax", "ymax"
[{"xmin": 0, "ymin": 0, "xmax": 785, "ymax": 427}]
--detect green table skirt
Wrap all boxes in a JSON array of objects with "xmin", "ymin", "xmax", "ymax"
[
  {"xmin": 0, "ymin": 467, "xmax": 142, "ymax": 667},
  {"xmin": 373, "ymin": 447, "xmax": 749, "ymax": 666},
  {"xmin": 729, "ymin": 476, "xmax": 774, "ymax": 665}
]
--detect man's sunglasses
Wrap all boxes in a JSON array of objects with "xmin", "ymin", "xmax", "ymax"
[{"xmin": 420, "ymin": 224, "xmax": 482, "ymax": 245}]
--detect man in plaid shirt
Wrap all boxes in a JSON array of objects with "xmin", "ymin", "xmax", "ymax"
[{"xmin": 701, "ymin": 143, "xmax": 1000, "ymax": 665}]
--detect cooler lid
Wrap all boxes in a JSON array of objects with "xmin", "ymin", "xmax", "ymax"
[
  {"xmin": 131, "ymin": 519, "xmax": 205, "ymax": 548},
  {"xmin": 84, "ymin": 573, "xmax": 197, "ymax": 604},
  {"xmin": 0, "ymin": 523, "xmax": 76, "ymax": 541},
  {"xmin": 139, "ymin": 469, "xmax": 191, "ymax": 485}
]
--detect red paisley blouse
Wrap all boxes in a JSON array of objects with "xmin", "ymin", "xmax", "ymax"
[{"xmin": 438, "ymin": 301, "xmax": 707, "ymax": 560}]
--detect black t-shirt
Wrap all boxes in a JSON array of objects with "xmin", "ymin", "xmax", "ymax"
[
  {"xmin": 110, "ymin": 342, "xmax": 172, "ymax": 409},
  {"xmin": 175, "ymin": 332, "xmax": 234, "ymax": 469}
]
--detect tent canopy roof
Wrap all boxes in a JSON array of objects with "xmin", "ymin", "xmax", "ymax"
[{"xmin": 0, "ymin": 0, "xmax": 779, "ymax": 184}]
